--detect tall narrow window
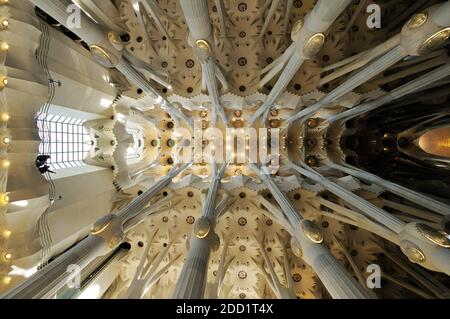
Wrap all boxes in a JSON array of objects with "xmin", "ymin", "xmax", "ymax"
[{"xmin": 37, "ymin": 113, "xmax": 91, "ymax": 170}]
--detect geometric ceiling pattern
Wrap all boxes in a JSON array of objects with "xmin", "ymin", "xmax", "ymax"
[{"xmin": 0, "ymin": 0, "xmax": 449, "ymax": 299}]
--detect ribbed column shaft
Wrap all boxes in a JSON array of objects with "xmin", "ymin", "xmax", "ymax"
[
  {"xmin": 251, "ymin": 56, "xmax": 304, "ymax": 124},
  {"xmin": 252, "ymin": 0, "xmax": 351, "ymax": 124},
  {"xmin": 204, "ymin": 60, "xmax": 227, "ymax": 124},
  {"xmin": 2, "ymin": 236, "xmax": 106, "ymax": 299},
  {"xmin": 312, "ymin": 250, "xmax": 374, "ymax": 298},
  {"xmin": 173, "ymin": 164, "xmax": 226, "ymax": 299},
  {"xmin": 327, "ymin": 162, "xmax": 450, "ymax": 216},
  {"xmin": 172, "ymin": 235, "xmax": 212, "ymax": 299},
  {"xmin": 29, "ymin": 0, "xmax": 106, "ymax": 45},
  {"xmin": 290, "ymin": 164, "xmax": 405, "ymax": 233},
  {"xmin": 179, "ymin": 0, "xmax": 226, "ymax": 124},
  {"xmin": 260, "ymin": 0, "xmax": 281, "ymax": 37},
  {"xmin": 117, "ymin": 164, "xmax": 189, "ymax": 223},
  {"xmin": 430, "ymin": 1, "xmax": 450, "ymax": 25},
  {"xmin": 214, "ymin": 0, "xmax": 227, "ymax": 37},
  {"xmin": 328, "ymin": 62, "xmax": 450, "ymax": 122},
  {"xmin": 288, "ymin": 45, "xmax": 406, "ymax": 123},
  {"xmin": 305, "ymin": 0, "xmax": 353, "ymax": 31},
  {"xmin": 179, "ymin": 0, "xmax": 212, "ymax": 40},
  {"xmin": 116, "ymin": 59, "xmax": 191, "ymax": 125},
  {"xmin": 250, "ymin": 165, "xmax": 372, "ymax": 299}
]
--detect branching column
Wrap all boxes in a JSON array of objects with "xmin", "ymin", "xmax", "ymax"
[
  {"xmin": 286, "ymin": 1, "xmax": 450, "ymax": 125},
  {"xmin": 29, "ymin": 0, "xmax": 191, "ymax": 126},
  {"xmin": 326, "ymin": 161, "xmax": 450, "ymax": 216},
  {"xmin": 249, "ymin": 164, "xmax": 373, "ymax": 299},
  {"xmin": 173, "ymin": 163, "xmax": 228, "ymax": 299},
  {"xmin": 326, "ymin": 62, "xmax": 450, "ymax": 123},
  {"xmin": 179, "ymin": 0, "xmax": 227, "ymax": 125},
  {"xmin": 250, "ymin": 0, "xmax": 352, "ymax": 124},
  {"xmin": 288, "ymin": 163, "xmax": 450, "ymax": 276},
  {"xmin": 2, "ymin": 164, "xmax": 189, "ymax": 299}
]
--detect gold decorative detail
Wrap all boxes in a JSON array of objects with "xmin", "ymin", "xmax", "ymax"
[
  {"xmin": 2, "ymin": 275, "xmax": 11, "ymax": 285},
  {"xmin": 418, "ymin": 28, "xmax": 450, "ymax": 55},
  {"xmin": 3, "ymin": 252, "xmax": 12, "ymax": 261},
  {"xmin": 290, "ymin": 237, "xmax": 303, "ymax": 257},
  {"xmin": 407, "ymin": 12, "xmax": 428, "ymax": 29},
  {"xmin": 306, "ymin": 156, "xmax": 318, "ymax": 167},
  {"xmin": 270, "ymin": 119, "xmax": 280, "ymax": 128},
  {"xmin": 199, "ymin": 110, "xmax": 208, "ymax": 118},
  {"xmin": 195, "ymin": 39, "xmax": 212, "ymax": 63},
  {"xmin": 401, "ymin": 240, "xmax": 425, "ymax": 263},
  {"xmin": 108, "ymin": 235, "xmax": 123, "ymax": 249},
  {"xmin": 270, "ymin": 109, "xmax": 279, "ymax": 117},
  {"xmin": 301, "ymin": 220, "xmax": 323, "ymax": 243},
  {"xmin": 306, "ymin": 118, "xmax": 318, "ymax": 128},
  {"xmin": 291, "ymin": 19, "xmax": 304, "ymax": 40},
  {"xmin": 194, "ymin": 216, "xmax": 211, "ymax": 239},
  {"xmin": 303, "ymin": 33, "xmax": 325, "ymax": 58},
  {"xmin": 201, "ymin": 120, "xmax": 209, "ymax": 129},
  {"xmin": 90, "ymin": 45, "xmax": 119, "ymax": 68},
  {"xmin": 234, "ymin": 110, "xmax": 242, "ymax": 118},
  {"xmin": 232, "ymin": 118, "xmax": 244, "ymax": 128},
  {"xmin": 0, "ymin": 193, "xmax": 9, "ymax": 205},
  {"xmin": 416, "ymin": 223, "xmax": 450, "ymax": 248},
  {"xmin": 107, "ymin": 32, "xmax": 123, "ymax": 50},
  {"xmin": 90, "ymin": 214, "xmax": 113, "ymax": 235}
]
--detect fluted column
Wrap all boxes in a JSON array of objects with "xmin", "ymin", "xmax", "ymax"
[
  {"xmin": 327, "ymin": 161, "xmax": 450, "ymax": 216},
  {"xmin": 288, "ymin": 162, "xmax": 405, "ymax": 234},
  {"xmin": 172, "ymin": 234, "xmax": 215, "ymax": 299},
  {"xmin": 2, "ymin": 164, "xmax": 189, "ymax": 299},
  {"xmin": 173, "ymin": 163, "xmax": 228, "ymax": 299},
  {"xmin": 288, "ymin": 163, "xmax": 450, "ymax": 276},
  {"xmin": 326, "ymin": 62, "xmax": 450, "ymax": 123},
  {"xmin": 1, "ymin": 235, "xmax": 106, "ymax": 299},
  {"xmin": 179, "ymin": 0, "xmax": 227, "ymax": 125},
  {"xmin": 115, "ymin": 59, "xmax": 192, "ymax": 126},
  {"xmin": 286, "ymin": 1, "xmax": 450, "ymax": 125},
  {"xmin": 29, "ymin": 0, "xmax": 108, "ymax": 46},
  {"xmin": 116, "ymin": 164, "xmax": 190, "ymax": 223},
  {"xmin": 286, "ymin": 45, "xmax": 406, "ymax": 125},
  {"xmin": 249, "ymin": 164, "xmax": 373, "ymax": 299},
  {"xmin": 250, "ymin": 0, "xmax": 352, "ymax": 124},
  {"xmin": 29, "ymin": 0, "xmax": 189, "ymax": 126}
]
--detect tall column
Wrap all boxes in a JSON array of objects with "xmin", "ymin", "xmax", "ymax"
[
  {"xmin": 116, "ymin": 164, "xmax": 190, "ymax": 223},
  {"xmin": 288, "ymin": 163, "xmax": 450, "ymax": 276},
  {"xmin": 173, "ymin": 163, "xmax": 228, "ymax": 299},
  {"xmin": 249, "ymin": 0, "xmax": 352, "ymax": 124},
  {"xmin": 285, "ymin": 45, "xmax": 406, "ymax": 125},
  {"xmin": 327, "ymin": 161, "xmax": 450, "ymax": 216},
  {"xmin": 2, "ymin": 164, "xmax": 189, "ymax": 299},
  {"xmin": 326, "ymin": 62, "xmax": 450, "ymax": 123},
  {"xmin": 1, "ymin": 235, "xmax": 106, "ymax": 299},
  {"xmin": 115, "ymin": 59, "xmax": 192, "ymax": 126},
  {"xmin": 57, "ymin": 243, "xmax": 130, "ymax": 299},
  {"xmin": 179, "ymin": 0, "xmax": 227, "ymax": 125},
  {"xmin": 288, "ymin": 162, "xmax": 405, "ymax": 234},
  {"xmin": 286, "ymin": 1, "xmax": 450, "ymax": 125},
  {"xmin": 29, "ymin": 0, "xmax": 190, "ymax": 126},
  {"xmin": 249, "ymin": 164, "xmax": 373, "ymax": 299}
]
